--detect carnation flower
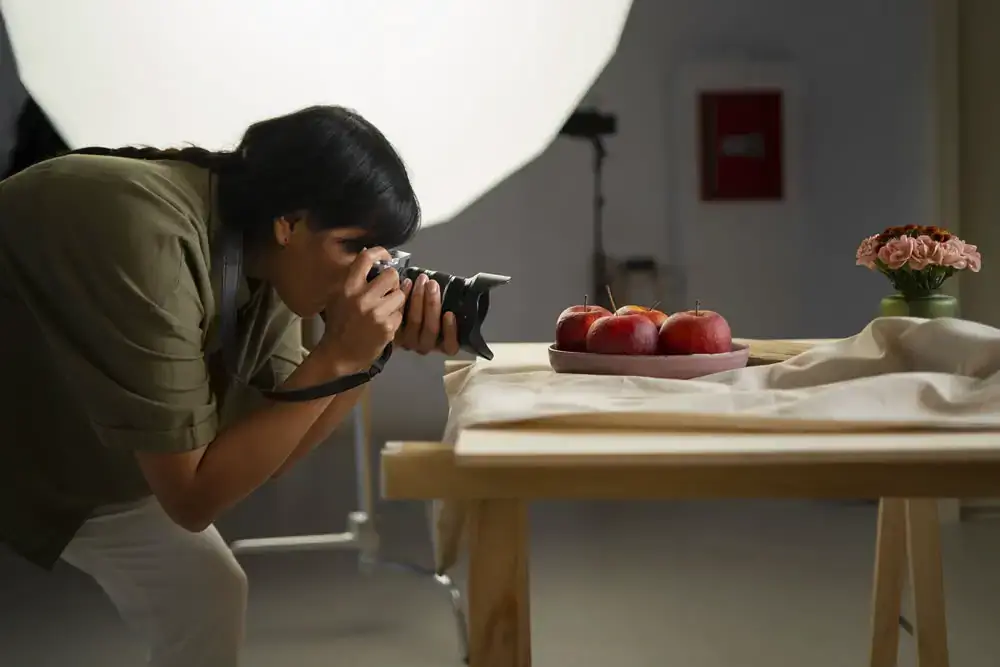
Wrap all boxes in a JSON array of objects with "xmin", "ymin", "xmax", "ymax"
[
  {"xmin": 856, "ymin": 225, "xmax": 981, "ymax": 297},
  {"xmin": 855, "ymin": 234, "xmax": 879, "ymax": 268}
]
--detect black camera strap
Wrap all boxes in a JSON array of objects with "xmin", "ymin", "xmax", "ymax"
[{"xmin": 218, "ymin": 226, "xmax": 392, "ymax": 403}]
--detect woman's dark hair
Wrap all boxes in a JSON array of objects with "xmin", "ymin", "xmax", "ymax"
[{"xmin": 67, "ymin": 105, "xmax": 421, "ymax": 250}]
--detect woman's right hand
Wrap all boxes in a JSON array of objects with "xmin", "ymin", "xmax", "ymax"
[{"xmin": 319, "ymin": 247, "xmax": 406, "ymax": 373}]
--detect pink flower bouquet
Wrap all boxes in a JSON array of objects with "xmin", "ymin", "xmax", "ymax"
[{"xmin": 856, "ymin": 225, "xmax": 981, "ymax": 297}]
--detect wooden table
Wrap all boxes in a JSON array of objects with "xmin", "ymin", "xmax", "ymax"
[{"xmin": 380, "ymin": 343, "xmax": 1000, "ymax": 667}]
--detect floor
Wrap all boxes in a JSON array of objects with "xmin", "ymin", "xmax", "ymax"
[{"xmin": 2, "ymin": 436, "xmax": 999, "ymax": 666}]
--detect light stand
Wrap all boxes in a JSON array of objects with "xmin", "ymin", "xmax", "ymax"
[
  {"xmin": 591, "ymin": 135, "xmax": 608, "ymax": 310},
  {"xmin": 559, "ymin": 108, "xmax": 618, "ymax": 309}
]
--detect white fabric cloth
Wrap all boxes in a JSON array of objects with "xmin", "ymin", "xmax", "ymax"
[
  {"xmin": 430, "ymin": 316, "xmax": 1000, "ymax": 572},
  {"xmin": 61, "ymin": 497, "xmax": 247, "ymax": 667},
  {"xmin": 445, "ymin": 316, "xmax": 1000, "ymax": 436}
]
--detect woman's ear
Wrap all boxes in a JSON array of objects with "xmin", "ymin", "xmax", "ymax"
[
  {"xmin": 272, "ymin": 211, "xmax": 308, "ymax": 248},
  {"xmin": 272, "ymin": 217, "xmax": 293, "ymax": 248}
]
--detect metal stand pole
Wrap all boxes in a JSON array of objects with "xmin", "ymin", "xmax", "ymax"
[
  {"xmin": 591, "ymin": 136, "xmax": 609, "ymax": 310},
  {"xmin": 229, "ymin": 389, "xmax": 469, "ymax": 663}
]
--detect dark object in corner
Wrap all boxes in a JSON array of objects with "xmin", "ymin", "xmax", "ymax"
[{"xmin": 4, "ymin": 97, "xmax": 68, "ymax": 179}]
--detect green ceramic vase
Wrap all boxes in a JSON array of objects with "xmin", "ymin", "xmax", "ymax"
[{"xmin": 879, "ymin": 292, "xmax": 959, "ymax": 319}]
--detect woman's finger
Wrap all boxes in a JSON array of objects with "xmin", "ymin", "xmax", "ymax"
[
  {"xmin": 402, "ymin": 274, "xmax": 427, "ymax": 348},
  {"xmin": 383, "ymin": 310, "xmax": 404, "ymax": 338},
  {"xmin": 373, "ymin": 287, "xmax": 406, "ymax": 319},
  {"xmin": 345, "ymin": 246, "xmax": 392, "ymax": 294},
  {"xmin": 417, "ymin": 280, "xmax": 442, "ymax": 352},
  {"xmin": 361, "ymin": 266, "xmax": 400, "ymax": 309}
]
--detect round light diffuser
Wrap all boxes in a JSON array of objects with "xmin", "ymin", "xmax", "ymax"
[{"xmin": 2, "ymin": 0, "xmax": 633, "ymax": 226}]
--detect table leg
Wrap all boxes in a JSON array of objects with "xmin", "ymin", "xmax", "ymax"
[
  {"xmin": 467, "ymin": 499, "xmax": 531, "ymax": 667},
  {"xmin": 870, "ymin": 498, "xmax": 908, "ymax": 667},
  {"xmin": 906, "ymin": 498, "xmax": 950, "ymax": 667}
]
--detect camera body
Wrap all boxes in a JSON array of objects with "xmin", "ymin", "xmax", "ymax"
[
  {"xmin": 366, "ymin": 250, "xmax": 415, "ymax": 282},
  {"xmin": 367, "ymin": 250, "xmax": 510, "ymax": 360}
]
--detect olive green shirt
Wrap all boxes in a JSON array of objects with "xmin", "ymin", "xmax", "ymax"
[{"xmin": 0, "ymin": 154, "xmax": 306, "ymax": 568}]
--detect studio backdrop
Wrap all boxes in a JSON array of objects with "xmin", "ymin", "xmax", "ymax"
[{"xmin": 0, "ymin": 0, "xmax": 633, "ymax": 225}]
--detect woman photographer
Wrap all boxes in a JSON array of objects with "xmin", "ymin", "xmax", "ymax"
[{"xmin": 0, "ymin": 105, "xmax": 458, "ymax": 666}]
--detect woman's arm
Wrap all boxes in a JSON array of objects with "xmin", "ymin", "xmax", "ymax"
[
  {"xmin": 248, "ymin": 311, "xmax": 366, "ymax": 480},
  {"xmin": 136, "ymin": 244, "xmax": 403, "ymax": 533},
  {"xmin": 136, "ymin": 340, "xmax": 365, "ymax": 532},
  {"xmin": 268, "ymin": 275, "xmax": 465, "ymax": 480},
  {"xmin": 270, "ymin": 385, "xmax": 365, "ymax": 479}
]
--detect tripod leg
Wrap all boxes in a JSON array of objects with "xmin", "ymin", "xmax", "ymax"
[{"xmin": 436, "ymin": 572, "xmax": 470, "ymax": 663}]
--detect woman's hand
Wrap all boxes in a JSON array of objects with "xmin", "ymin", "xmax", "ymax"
[
  {"xmin": 395, "ymin": 273, "xmax": 461, "ymax": 356},
  {"xmin": 319, "ymin": 247, "xmax": 406, "ymax": 373}
]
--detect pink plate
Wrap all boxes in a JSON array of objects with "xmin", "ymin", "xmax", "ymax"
[{"xmin": 548, "ymin": 343, "xmax": 750, "ymax": 380}]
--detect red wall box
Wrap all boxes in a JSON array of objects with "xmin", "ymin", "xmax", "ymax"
[{"xmin": 698, "ymin": 90, "xmax": 784, "ymax": 201}]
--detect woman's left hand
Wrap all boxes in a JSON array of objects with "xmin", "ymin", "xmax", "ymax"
[{"xmin": 395, "ymin": 274, "xmax": 461, "ymax": 356}]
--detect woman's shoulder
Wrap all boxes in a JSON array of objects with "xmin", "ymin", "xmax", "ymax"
[
  {"xmin": 1, "ymin": 154, "xmax": 212, "ymax": 236},
  {"xmin": 0, "ymin": 155, "xmax": 216, "ymax": 303}
]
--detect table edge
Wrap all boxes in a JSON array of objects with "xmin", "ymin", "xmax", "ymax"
[{"xmin": 381, "ymin": 441, "xmax": 1000, "ymax": 500}]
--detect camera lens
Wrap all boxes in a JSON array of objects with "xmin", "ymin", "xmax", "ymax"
[
  {"xmin": 396, "ymin": 267, "xmax": 510, "ymax": 360},
  {"xmin": 361, "ymin": 251, "xmax": 510, "ymax": 360}
]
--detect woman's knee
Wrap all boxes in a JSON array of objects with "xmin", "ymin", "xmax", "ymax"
[
  {"xmin": 62, "ymin": 502, "xmax": 248, "ymax": 665},
  {"xmin": 214, "ymin": 556, "xmax": 248, "ymax": 611},
  {"xmin": 190, "ymin": 538, "xmax": 249, "ymax": 621}
]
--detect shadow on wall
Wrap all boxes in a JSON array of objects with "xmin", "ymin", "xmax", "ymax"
[{"xmin": 0, "ymin": 8, "xmax": 69, "ymax": 178}]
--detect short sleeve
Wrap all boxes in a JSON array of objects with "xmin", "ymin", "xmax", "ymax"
[
  {"xmin": 34, "ymin": 177, "xmax": 219, "ymax": 453},
  {"xmin": 250, "ymin": 315, "xmax": 308, "ymax": 391},
  {"xmin": 84, "ymin": 260, "xmax": 219, "ymax": 453}
]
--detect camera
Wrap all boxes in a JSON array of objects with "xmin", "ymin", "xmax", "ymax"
[{"xmin": 366, "ymin": 250, "xmax": 510, "ymax": 360}]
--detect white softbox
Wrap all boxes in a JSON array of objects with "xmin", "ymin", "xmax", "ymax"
[{"xmin": 1, "ymin": 0, "xmax": 632, "ymax": 226}]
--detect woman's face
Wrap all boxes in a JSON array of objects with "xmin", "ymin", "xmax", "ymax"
[{"xmin": 263, "ymin": 214, "xmax": 370, "ymax": 317}]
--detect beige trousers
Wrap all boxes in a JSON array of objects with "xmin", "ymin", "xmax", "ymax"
[{"xmin": 60, "ymin": 496, "xmax": 247, "ymax": 667}]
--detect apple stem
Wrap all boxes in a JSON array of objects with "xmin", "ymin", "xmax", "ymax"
[
  {"xmin": 695, "ymin": 299, "xmax": 701, "ymax": 316},
  {"xmin": 584, "ymin": 294, "xmax": 589, "ymax": 312},
  {"xmin": 605, "ymin": 285, "xmax": 618, "ymax": 314},
  {"xmin": 649, "ymin": 300, "xmax": 661, "ymax": 311}
]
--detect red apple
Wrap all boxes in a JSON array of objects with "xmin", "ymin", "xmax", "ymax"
[
  {"xmin": 644, "ymin": 310, "xmax": 669, "ymax": 329},
  {"xmin": 586, "ymin": 313, "xmax": 659, "ymax": 355},
  {"xmin": 556, "ymin": 303, "xmax": 612, "ymax": 352},
  {"xmin": 560, "ymin": 303, "xmax": 612, "ymax": 319},
  {"xmin": 615, "ymin": 305, "xmax": 669, "ymax": 328},
  {"xmin": 658, "ymin": 301, "xmax": 732, "ymax": 355}
]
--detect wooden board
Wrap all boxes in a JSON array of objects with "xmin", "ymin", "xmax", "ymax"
[
  {"xmin": 736, "ymin": 338, "xmax": 834, "ymax": 365},
  {"xmin": 381, "ymin": 440, "xmax": 1000, "ymax": 500},
  {"xmin": 453, "ymin": 429, "xmax": 1000, "ymax": 466}
]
